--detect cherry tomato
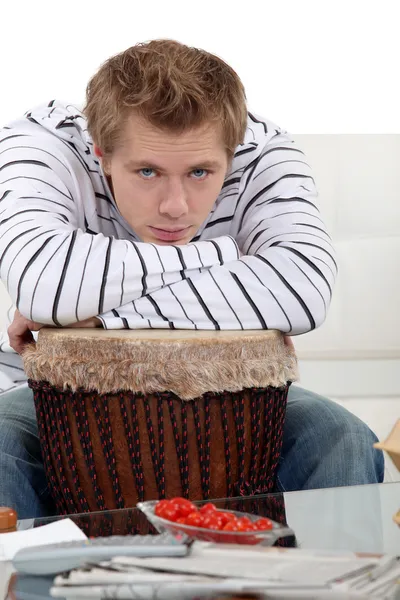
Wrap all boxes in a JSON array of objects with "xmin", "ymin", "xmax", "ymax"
[
  {"xmin": 236, "ymin": 517, "xmax": 254, "ymax": 531},
  {"xmin": 255, "ymin": 517, "xmax": 273, "ymax": 531},
  {"xmin": 222, "ymin": 521, "xmax": 240, "ymax": 532},
  {"xmin": 157, "ymin": 505, "xmax": 180, "ymax": 522},
  {"xmin": 185, "ymin": 511, "xmax": 205, "ymax": 527},
  {"xmin": 170, "ymin": 497, "xmax": 197, "ymax": 518},
  {"xmin": 217, "ymin": 511, "xmax": 237, "ymax": 526},
  {"xmin": 200, "ymin": 502, "xmax": 217, "ymax": 514},
  {"xmin": 202, "ymin": 513, "xmax": 225, "ymax": 531},
  {"xmin": 155, "ymin": 499, "xmax": 173, "ymax": 517}
]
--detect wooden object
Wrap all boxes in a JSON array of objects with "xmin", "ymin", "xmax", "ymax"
[{"xmin": 373, "ymin": 419, "xmax": 400, "ymax": 526}]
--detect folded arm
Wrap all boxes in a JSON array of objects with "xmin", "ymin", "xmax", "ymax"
[
  {"xmin": 99, "ymin": 132, "xmax": 337, "ymax": 334},
  {"xmin": 0, "ymin": 132, "xmax": 238, "ymax": 325}
]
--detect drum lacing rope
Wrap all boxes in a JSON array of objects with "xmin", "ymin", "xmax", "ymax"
[
  {"xmin": 156, "ymin": 395, "xmax": 166, "ymax": 496},
  {"xmin": 249, "ymin": 390, "xmax": 263, "ymax": 489},
  {"xmin": 33, "ymin": 387, "xmax": 70, "ymax": 514},
  {"xmin": 167, "ymin": 396, "xmax": 190, "ymax": 498},
  {"xmin": 220, "ymin": 395, "xmax": 232, "ymax": 497},
  {"xmin": 29, "ymin": 380, "xmax": 290, "ymax": 512},
  {"xmin": 120, "ymin": 392, "xmax": 145, "ymax": 500},
  {"xmin": 256, "ymin": 384, "xmax": 290, "ymax": 492},
  {"xmin": 233, "ymin": 392, "xmax": 246, "ymax": 493},
  {"xmin": 30, "ymin": 381, "xmax": 91, "ymax": 514},
  {"xmin": 256, "ymin": 386, "xmax": 276, "ymax": 491},
  {"xmin": 143, "ymin": 395, "xmax": 166, "ymax": 498},
  {"xmin": 71, "ymin": 391, "xmax": 106, "ymax": 511},
  {"xmin": 92, "ymin": 397, "xmax": 125, "ymax": 509},
  {"xmin": 56, "ymin": 394, "xmax": 91, "ymax": 512},
  {"xmin": 192, "ymin": 396, "xmax": 211, "ymax": 499},
  {"xmin": 266, "ymin": 386, "xmax": 290, "ymax": 490},
  {"xmin": 144, "ymin": 393, "xmax": 212, "ymax": 500}
]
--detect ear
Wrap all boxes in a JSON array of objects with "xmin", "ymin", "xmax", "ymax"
[
  {"xmin": 93, "ymin": 144, "xmax": 103, "ymax": 158},
  {"xmin": 94, "ymin": 145, "xmax": 111, "ymax": 175}
]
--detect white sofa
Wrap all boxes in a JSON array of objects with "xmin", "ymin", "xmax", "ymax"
[
  {"xmin": 0, "ymin": 134, "xmax": 398, "ymax": 480},
  {"xmin": 292, "ymin": 134, "xmax": 400, "ymax": 482}
]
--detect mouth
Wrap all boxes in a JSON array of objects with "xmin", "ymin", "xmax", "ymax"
[{"xmin": 148, "ymin": 226, "xmax": 191, "ymax": 242}]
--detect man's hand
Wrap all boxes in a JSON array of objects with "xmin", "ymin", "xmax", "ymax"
[
  {"xmin": 8, "ymin": 310, "xmax": 45, "ymax": 355},
  {"xmin": 284, "ymin": 335, "xmax": 295, "ymax": 351},
  {"xmin": 8, "ymin": 311, "xmax": 102, "ymax": 355}
]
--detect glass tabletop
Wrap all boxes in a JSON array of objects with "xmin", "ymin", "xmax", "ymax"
[
  {"xmin": 22, "ymin": 481, "xmax": 400, "ymax": 555},
  {"xmin": 6, "ymin": 483, "xmax": 399, "ymax": 599}
]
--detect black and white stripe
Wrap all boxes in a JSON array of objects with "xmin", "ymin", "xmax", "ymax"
[{"xmin": 0, "ymin": 100, "xmax": 336, "ymax": 378}]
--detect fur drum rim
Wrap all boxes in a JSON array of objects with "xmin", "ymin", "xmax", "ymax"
[{"xmin": 23, "ymin": 328, "xmax": 298, "ymax": 400}]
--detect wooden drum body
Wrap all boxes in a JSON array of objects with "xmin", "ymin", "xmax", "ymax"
[{"xmin": 23, "ymin": 329, "xmax": 298, "ymax": 515}]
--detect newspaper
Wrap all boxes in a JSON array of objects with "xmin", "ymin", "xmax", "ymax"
[{"xmin": 50, "ymin": 543, "xmax": 400, "ymax": 599}]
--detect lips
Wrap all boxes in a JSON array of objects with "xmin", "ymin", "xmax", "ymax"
[{"xmin": 149, "ymin": 226, "xmax": 191, "ymax": 242}]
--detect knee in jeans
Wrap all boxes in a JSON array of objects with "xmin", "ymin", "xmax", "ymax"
[
  {"xmin": 294, "ymin": 392, "xmax": 380, "ymax": 450},
  {"xmin": 0, "ymin": 387, "xmax": 37, "ymax": 449},
  {"xmin": 0, "ymin": 418, "xmax": 24, "ymax": 455},
  {"xmin": 331, "ymin": 408, "xmax": 379, "ymax": 448}
]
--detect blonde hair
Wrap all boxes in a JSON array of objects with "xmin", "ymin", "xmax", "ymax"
[{"xmin": 84, "ymin": 39, "xmax": 247, "ymax": 157}]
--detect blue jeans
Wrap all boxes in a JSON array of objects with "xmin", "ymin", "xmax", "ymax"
[{"xmin": 0, "ymin": 384, "xmax": 384, "ymax": 519}]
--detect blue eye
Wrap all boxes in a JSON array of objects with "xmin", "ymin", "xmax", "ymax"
[
  {"xmin": 140, "ymin": 168, "xmax": 156, "ymax": 178},
  {"xmin": 191, "ymin": 169, "xmax": 207, "ymax": 179}
]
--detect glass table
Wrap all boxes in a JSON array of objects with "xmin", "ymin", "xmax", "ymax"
[{"xmin": 4, "ymin": 482, "xmax": 400, "ymax": 599}]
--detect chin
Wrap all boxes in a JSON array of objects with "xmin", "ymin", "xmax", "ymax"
[{"xmin": 154, "ymin": 239, "xmax": 191, "ymax": 246}]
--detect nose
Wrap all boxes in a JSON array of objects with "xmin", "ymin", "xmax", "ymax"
[{"xmin": 159, "ymin": 179, "xmax": 189, "ymax": 219}]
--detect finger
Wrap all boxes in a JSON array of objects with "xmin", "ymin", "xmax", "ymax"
[
  {"xmin": 8, "ymin": 318, "xmax": 30, "ymax": 338},
  {"xmin": 283, "ymin": 335, "xmax": 295, "ymax": 350},
  {"xmin": 9, "ymin": 318, "xmax": 43, "ymax": 337},
  {"xmin": 9, "ymin": 329, "xmax": 35, "ymax": 355}
]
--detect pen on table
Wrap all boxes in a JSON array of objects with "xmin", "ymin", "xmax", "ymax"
[
  {"xmin": 351, "ymin": 556, "xmax": 399, "ymax": 590},
  {"xmin": 329, "ymin": 562, "xmax": 376, "ymax": 585},
  {"xmin": 369, "ymin": 556, "xmax": 399, "ymax": 581},
  {"xmin": 366, "ymin": 572, "xmax": 400, "ymax": 597}
]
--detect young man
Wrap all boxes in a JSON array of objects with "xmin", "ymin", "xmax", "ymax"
[{"xmin": 0, "ymin": 40, "xmax": 383, "ymax": 519}]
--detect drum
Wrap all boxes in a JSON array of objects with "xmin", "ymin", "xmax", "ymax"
[{"xmin": 23, "ymin": 329, "xmax": 297, "ymax": 515}]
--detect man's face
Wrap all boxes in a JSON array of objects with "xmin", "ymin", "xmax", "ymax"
[{"xmin": 96, "ymin": 114, "xmax": 229, "ymax": 245}]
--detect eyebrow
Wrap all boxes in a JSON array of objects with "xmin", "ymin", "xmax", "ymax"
[{"xmin": 124, "ymin": 159, "xmax": 223, "ymax": 171}]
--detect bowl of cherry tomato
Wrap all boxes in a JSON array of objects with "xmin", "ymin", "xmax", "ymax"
[{"xmin": 137, "ymin": 498, "xmax": 294, "ymax": 545}]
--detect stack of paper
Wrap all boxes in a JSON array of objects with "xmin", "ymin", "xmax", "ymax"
[
  {"xmin": 0, "ymin": 519, "xmax": 87, "ymax": 562},
  {"xmin": 49, "ymin": 543, "xmax": 400, "ymax": 599}
]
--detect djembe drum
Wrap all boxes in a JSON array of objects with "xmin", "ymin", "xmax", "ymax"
[{"xmin": 23, "ymin": 329, "xmax": 297, "ymax": 515}]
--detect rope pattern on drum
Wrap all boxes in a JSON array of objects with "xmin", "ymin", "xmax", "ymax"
[
  {"xmin": 71, "ymin": 391, "xmax": 106, "ymax": 511},
  {"xmin": 53, "ymin": 391, "xmax": 90, "ymax": 512},
  {"xmin": 92, "ymin": 398, "xmax": 125, "ymax": 509},
  {"xmin": 119, "ymin": 393, "xmax": 145, "ymax": 501},
  {"xmin": 32, "ymin": 389, "xmax": 67, "ymax": 513},
  {"xmin": 28, "ymin": 380, "xmax": 290, "ymax": 512}
]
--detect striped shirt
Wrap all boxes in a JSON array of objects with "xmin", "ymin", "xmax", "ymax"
[{"xmin": 0, "ymin": 100, "xmax": 336, "ymax": 385}]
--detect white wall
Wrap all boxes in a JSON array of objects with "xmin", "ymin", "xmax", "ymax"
[
  {"xmin": 0, "ymin": 3, "xmax": 398, "ymax": 480},
  {"xmin": 0, "ymin": 1, "xmax": 399, "ymax": 133}
]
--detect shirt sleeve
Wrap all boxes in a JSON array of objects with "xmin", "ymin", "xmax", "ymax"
[
  {"xmin": 99, "ymin": 131, "xmax": 337, "ymax": 334},
  {"xmin": 0, "ymin": 133, "xmax": 239, "ymax": 325}
]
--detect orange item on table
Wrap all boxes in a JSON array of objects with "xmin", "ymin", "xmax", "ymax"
[{"xmin": 0, "ymin": 507, "xmax": 17, "ymax": 533}]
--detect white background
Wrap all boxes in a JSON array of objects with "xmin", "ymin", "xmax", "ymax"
[
  {"xmin": 0, "ymin": 0, "xmax": 399, "ymax": 132},
  {"xmin": 0, "ymin": 0, "xmax": 399, "ymax": 549}
]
